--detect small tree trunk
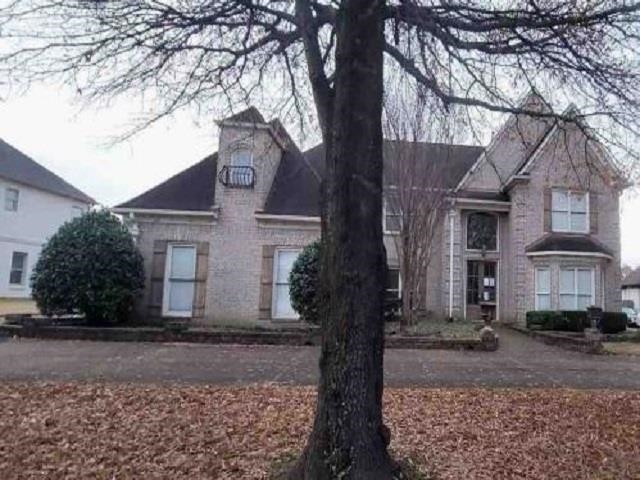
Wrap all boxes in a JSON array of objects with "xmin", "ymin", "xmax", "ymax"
[{"xmin": 291, "ymin": 0, "xmax": 396, "ymax": 478}]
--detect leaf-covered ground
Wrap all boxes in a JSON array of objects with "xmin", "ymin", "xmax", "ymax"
[{"xmin": 1, "ymin": 383, "xmax": 639, "ymax": 479}]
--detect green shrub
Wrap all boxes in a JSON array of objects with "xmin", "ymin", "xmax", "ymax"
[
  {"xmin": 526, "ymin": 311, "xmax": 563, "ymax": 330},
  {"xmin": 289, "ymin": 240, "xmax": 322, "ymax": 325},
  {"xmin": 527, "ymin": 310, "xmax": 626, "ymax": 334},
  {"xmin": 562, "ymin": 310, "xmax": 590, "ymax": 330},
  {"xmin": 526, "ymin": 310, "xmax": 586, "ymax": 332},
  {"xmin": 599, "ymin": 312, "xmax": 627, "ymax": 334},
  {"xmin": 289, "ymin": 240, "xmax": 398, "ymax": 324},
  {"xmin": 31, "ymin": 210, "xmax": 144, "ymax": 325}
]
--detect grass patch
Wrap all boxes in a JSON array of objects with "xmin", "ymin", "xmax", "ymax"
[
  {"xmin": 388, "ymin": 318, "xmax": 480, "ymax": 339},
  {"xmin": 0, "ymin": 298, "xmax": 38, "ymax": 316},
  {"xmin": 603, "ymin": 342, "xmax": 640, "ymax": 355}
]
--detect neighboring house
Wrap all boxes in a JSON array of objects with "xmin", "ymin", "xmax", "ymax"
[
  {"xmin": 114, "ymin": 93, "xmax": 626, "ymax": 326},
  {"xmin": 0, "ymin": 139, "xmax": 94, "ymax": 298},
  {"xmin": 622, "ymin": 267, "xmax": 640, "ymax": 309}
]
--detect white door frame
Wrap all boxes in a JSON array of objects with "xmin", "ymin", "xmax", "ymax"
[{"xmin": 162, "ymin": 243, "xmax": 197, "ymax": 317}]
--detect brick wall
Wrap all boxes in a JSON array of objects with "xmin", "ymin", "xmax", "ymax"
[{"xmin": 509, "ymin": 123, "xmax": 622, "ymax": 322}]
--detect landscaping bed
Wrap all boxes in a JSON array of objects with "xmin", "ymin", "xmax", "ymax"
[
  {"xmin": 1, "ymin": 382, "xmax": 638, "ymax": 479},
  {"xmin": 0, "ymin": 321, "xmax": 498, "ymax": 351},
  {"xmin": 508, "ymin": 324, "xmax": 603, "ymax": 354}
]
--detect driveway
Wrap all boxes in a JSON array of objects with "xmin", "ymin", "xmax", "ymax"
[{"xmin": 0, "ymin": 328, "xmax": 639, "ymax": 388}]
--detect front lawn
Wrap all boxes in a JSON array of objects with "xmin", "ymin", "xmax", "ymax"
[
  {"xmin": 1, "ymin": 383, "xmax": 638, "ymax": 479},
  {"xmin": 0, "ymin": 298, "xmax": 38, "ymax": 316}
]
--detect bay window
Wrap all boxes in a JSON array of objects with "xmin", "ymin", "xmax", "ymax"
[
  {"xmin": 559, "ymin": 267, "xmax": 594, "ymax": 310},
  {"xmin": 535, "ymin": 267, "xmax": 551, "ymax": 310}
]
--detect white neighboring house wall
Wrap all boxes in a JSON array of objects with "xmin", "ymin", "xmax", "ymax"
[{"xmin": 0, "ymin": 178, "xmax": 90, "ymax": 298}]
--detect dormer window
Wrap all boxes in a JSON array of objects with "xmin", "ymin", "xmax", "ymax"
[
  {"xmin": 231, "ymin": 148, "xmax": 252, "ymax": 170},
  {"xmin": 552, "ymin": 190, "xmax": 588, "ymax": 233},
  {"xmin": 219, "ymin": 147, "xmax": 255, "ymax": 188}
]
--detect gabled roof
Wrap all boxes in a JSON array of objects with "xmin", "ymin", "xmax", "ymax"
[
  {"xmin": 263, "ymin": 141, "xmax": 484, "ymax": 217},
  {"xmin": 623, "ymin": 267, "xmax": 640, "ymax": 288},
  {"xmin": 525, "ymin": 233, "xmax": 613, "ymax": 256},
  {"xmin": 263, "ymin": 144, "xmax": 324, "ymax": 216},
  {"xmin": 0, "ymin": 138, "xmax": 94, "ymax": 204},
  {"xmin": 115, "ymin": 154, "xmax": 216, "ymax": 212},
  {"xmin": 223, "ymin": 107, "xmax": 266, "ymax": 124}
]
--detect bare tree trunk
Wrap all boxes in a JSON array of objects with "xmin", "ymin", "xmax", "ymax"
[{"xmin": 291, "ymin": 0, "xmax": 396, "ymax": 478}]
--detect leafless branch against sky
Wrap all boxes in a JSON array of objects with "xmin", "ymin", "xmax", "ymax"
[{"xmin": 0, "ymin": 0, "xmax": 638, "ymax": 174}]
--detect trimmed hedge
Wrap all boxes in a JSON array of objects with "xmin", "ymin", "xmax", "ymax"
[
  {"xmin": 526, "ymin": 310, "xmax": 626, "ymax": 334},
  {"xmin": 526, "ymin": 310, "xmax": 587, "ymax": 332},
  {"xmin": 599, "ymin": 312, "xmax": 627, "ymax": 334},
  {"xmin": 31, "ymin": 210, "xmax": 144, "ymax": 325}
]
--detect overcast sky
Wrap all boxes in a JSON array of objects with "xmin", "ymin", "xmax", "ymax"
[{"xmin": 1, "ymin": 85, "xmax": 639, "ymax": 267}]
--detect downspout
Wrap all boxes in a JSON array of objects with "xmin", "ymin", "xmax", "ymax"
[{"xmin": 448, "ymin": 210, "xmax": 454, "ymax": 319}]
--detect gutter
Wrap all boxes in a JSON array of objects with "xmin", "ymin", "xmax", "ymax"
[
  {"xmin": 525, "ymin": 250, "xmax": 613, "ymax": 260},
  {"xmin": 111, "ymin": 207, "xmax": 217, "ymax": 218},
  {"xmin": 254, "ymin": 212, "xmax": 321, "ymax": 224}
]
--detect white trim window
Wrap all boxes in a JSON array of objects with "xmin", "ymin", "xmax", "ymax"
[
  {"xmin": 71, "ymin": 206, "xmax": 84, "ymax": 218},
  {"xmin": 383, "ymin": 192, "xmax": 401, "ymax": 234},
  {"xmin": 162, "ymin": 244, "xmax": 197, "ymax": 317},
  {"xmin": 559, "ymin": 267, "xmax": 594, "ymax": 310},
  {"xmin": 9, "ymin": 252, "xmax": 27, "ymax": 285},
  {"xmin": 535, "ymin": 267, "xmax": 551, "ymax": 310},
  {"xmin": 5, "ymin": 187, "xmax": 19, "ymax": 212},
  {"xmin": 552, "ymin": 190, "xmax": 589, "ymax": 233},
  {"xmin": 386, "ymin": 267, "xmax": 402, "ymax": 301},
  {"xmin": 272, "ymin": 248, "xmax": 302, "ymax": 320}
]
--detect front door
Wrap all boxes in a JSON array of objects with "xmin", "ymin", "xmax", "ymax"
[{"xmin": 466, "ymin": 260, "xmax": 497, "ymax": 321}]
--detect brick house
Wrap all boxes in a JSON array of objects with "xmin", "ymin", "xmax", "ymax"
[{"xmin": 113, "ymin": 93, "xmax": 626, "ymax": 326}]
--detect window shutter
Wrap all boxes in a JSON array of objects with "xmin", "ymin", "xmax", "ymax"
[
  {"xmin": 589, "ymin": 192, "xmax": 598, "ymax": 234},
  {"xmin": 259, "ymin": 245, "xmax": 277, "ymax": 320},
  {"xmin": 543, "ymin": 188, "xmax": 552, "ymax": 233},
  {"xmin": 192, "ymin": 242, "xmax": 209, "ymax": 319},
  {"xmin": 148, "ymin": 240, "xmax": 168, "ymax": 318}
]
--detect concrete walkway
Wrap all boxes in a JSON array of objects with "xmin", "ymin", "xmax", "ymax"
[{"xmin": 0, "ymin": 328, "xmax": 638, "ymax": 388}]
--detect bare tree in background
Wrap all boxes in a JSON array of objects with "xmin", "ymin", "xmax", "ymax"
[
  {"xmin": 1, "ymin": 1, "xmax": 640, "ymax": 478},
  {"xmin": 384, "ymin": 90, "xmax": 453, "ymax": 327}
]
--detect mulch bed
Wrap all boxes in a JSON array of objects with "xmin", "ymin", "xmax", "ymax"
[{"xmin": 0, "ymin": 383, "xmax": 638, "ymax": 479}]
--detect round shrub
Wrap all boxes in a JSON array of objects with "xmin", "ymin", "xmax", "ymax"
[
  {"xmin": 289, "ymin": 240, "xmax": 322, "ymax": 325},
  {"xmin": 31, "ymin": 210, "xmax": 144, "ymax": 325}
]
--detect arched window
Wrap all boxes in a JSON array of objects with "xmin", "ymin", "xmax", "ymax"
[
  {"xmin": 230, "ymin": 147, "xmax": 252, "ymax": 168},
  {"xmin": 228, "ymin": 147, "xmax": 253, "ymax": 186},
  {"xmin": 467, "ymin": 212, "xmax": 498, "ymax": 251}
]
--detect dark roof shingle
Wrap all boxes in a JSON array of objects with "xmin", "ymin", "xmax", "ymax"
[
  {"xmin": 263, "ymin": 141, "xmax": 484, "ymax": 216},
  {"xmin": 116, "ymin": 154, "xmax": 216, "ymax": 211},
  {"xmin": 116, "ymin": 137, "xmax": 484, "ymax": 217},
  {"xmin": 0, "ymin": 138, "xmax": 94, "ymax": 203}
]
